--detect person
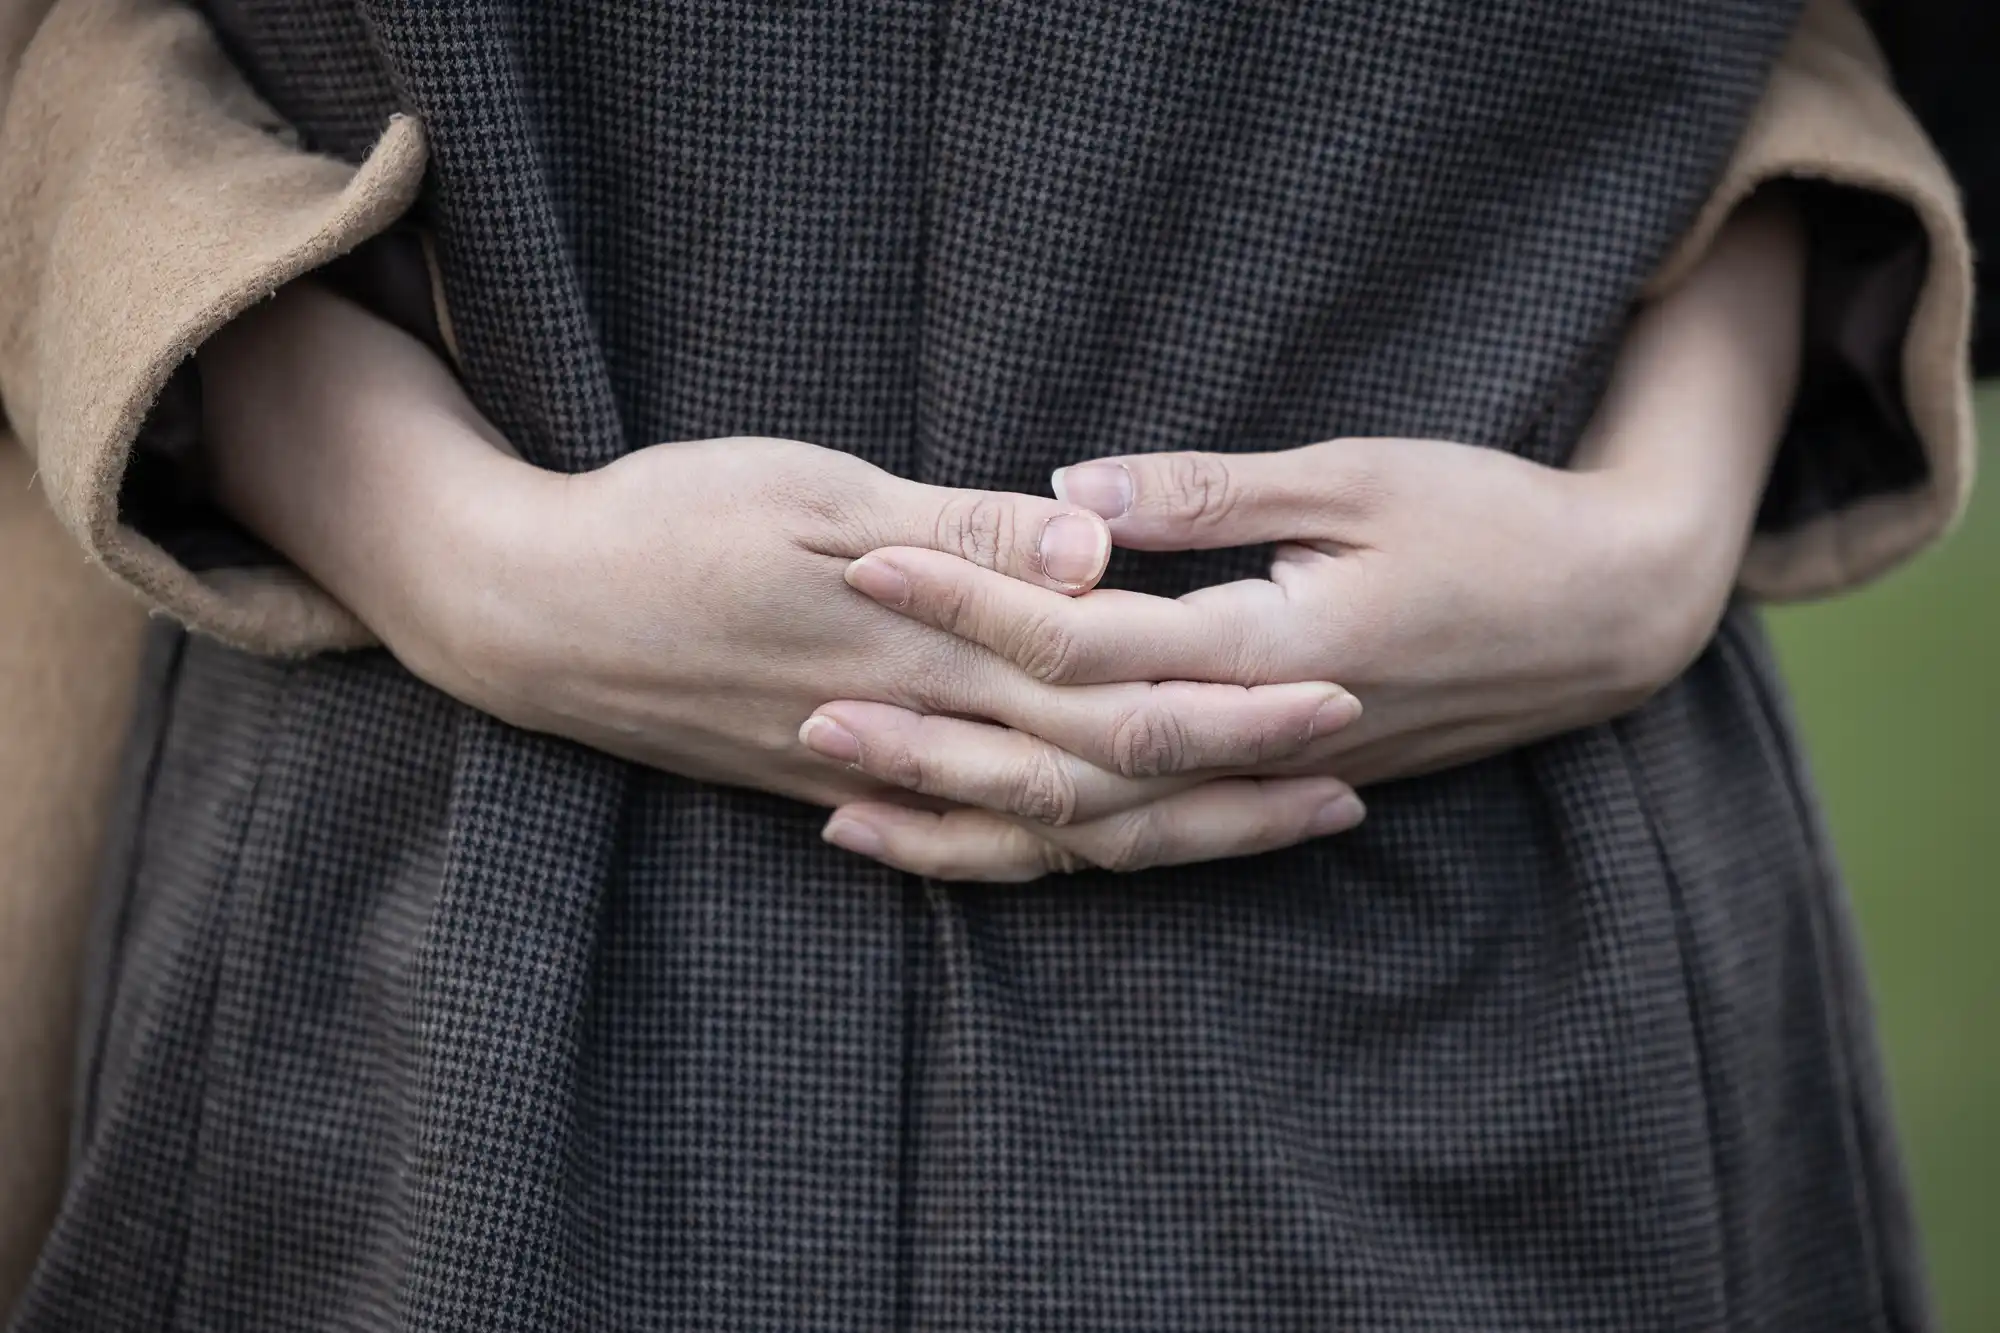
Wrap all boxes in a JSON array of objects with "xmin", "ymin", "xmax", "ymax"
[{"xmin": 0, "ymin": 0, "xmax": 1986, "ymax": 1326}]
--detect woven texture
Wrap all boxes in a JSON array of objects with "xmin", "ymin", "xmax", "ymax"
[{"xmin": 15, "ymin": 1, "xmax": 1932, "ymax": 1329}]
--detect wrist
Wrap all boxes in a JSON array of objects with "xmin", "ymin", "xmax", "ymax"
[
  {"xmin": 1566, "ymin": 194, "xmax": 1806, "ymax": 686},
  {"xmin": 362, "ymin": 429, "xmax": 551, "ymax": 691},
  {"xmin": 199, "ymin": 279, "xmax": 543, "ymax": 675}
]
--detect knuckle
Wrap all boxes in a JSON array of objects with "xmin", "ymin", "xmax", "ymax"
[
  {"xmin": 776, "ymin": 470, "xmax": 872, "ymax": 549},
  {"xmin": 903, "ymin": 641, "xmax": 971, "ymax": 713},
  {"xmin": 1215, "ymin": 631, "xmax": 1278, "ymax": 687},
  {"xmin": 1007, "ymin": 612, "xmax": 1083, "ymax": 685},
  {"xmin": 1095, "ymin": 815, "xmax": 1161, "ymax": 874},
  {"xmin": 1246, "ymin": 715, "xmax": 1299, "ymax": 768},
  {"xmin": 1107, "ymin": 704, "xmax": 1187, "ymax": 779},
  {"xmin": 876, "ymin": 743, "xmax": 929, "ymax": 794},
  {"xmin": 1039, "ymin": 841, "xmax": 1089, "ymax": 876},
  {"xmin": 1159, "ymin": 453, "xmax": 1238, "ymax": 531},
  {"xmin": 1321, "ymin": 441, "xmax": 1394, "ymax": 518},
  {"xmin": 1006, "ymin": 750, "xmax": 1078, "ymax": 826},
  {"xmin": 933, "ymin": 494, "xmax": 1018, "ymax": 571},
  {"xmin": 789, "ymin": 481, "xmax": 855, "ymax": 534},
  {"xmin": 927, "ymin": 574, "xmax": 981, "ymax": 641},
  {"xmin": 900, "ymin": 637, "xmax": 987, "ymax": 714}
]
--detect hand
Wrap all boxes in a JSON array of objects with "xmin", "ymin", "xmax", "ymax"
[
  {"xmin": 808, "ymin": 196, "xmax": 1807, "ymax": 878},
  {"xmin": 418, "ymin": 433, "xmax": 1366, "ymax": 816},
  {"xmin": 196, "ymin": 282, "xmax": 1367, "ymax": 841},
  {"xmin": 825, "ymin": 435, "xmax": 1722, "ymax": 788}
]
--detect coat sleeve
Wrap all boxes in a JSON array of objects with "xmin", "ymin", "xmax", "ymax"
[
  {"xmin": 0, "ymin": 0, "xmax": 429, "ymax": 656},
  {"xmin": 1644, "ymin": 0, "xmax": 1977, "ymax": 603}
]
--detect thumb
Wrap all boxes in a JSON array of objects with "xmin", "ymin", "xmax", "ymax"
[
  {"xmin": 1052, "ymin": 445, "xmax": 1346, "ymax": 551},
  {"xmin": 852, "ymin": 480, "xmax": 1113, "ymax": 594}
]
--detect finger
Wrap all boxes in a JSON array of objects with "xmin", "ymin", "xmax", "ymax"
[
  {"xmin": 845, "ymin": 546, "xmax": 1301, "ymax": 685},
  {"xmin": 837, "ymin": 479, "xmax": 1116, "ymax": 593},
  {"xmin": 980, "ymin": 677, "xmax": 1364, "ymax": 780},
  {"xmin": 1047, "ymin": 775, "xmax": 1366, "ymax": 872},
  {"xmin": 801, "ymin": 701, "xmax": 1198, "ymax": 825},
  {"xmin": 821, "ymin": 776, "xmax": 1366, "ymax": 882},
  {"xmin": 1051, "ymin": 441, "xmax": 1385, "ymax": 551},
  {"xmin": 822, "ymin": 803, "xmax": 1074, "ymax": 883}
]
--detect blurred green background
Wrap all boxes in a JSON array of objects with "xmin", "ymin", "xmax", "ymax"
[{"xmin": 1768, "ymin": 384, "xmax": 1997, "ymax": 1332}]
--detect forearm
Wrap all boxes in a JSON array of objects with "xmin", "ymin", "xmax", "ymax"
[
  {"xmin": 196, "ymin": 280, "xmax": 526, "ymax": 666},
  {"xmin": 1574, "ymin": 193, "xmax": 1809, "ymax": 576}
]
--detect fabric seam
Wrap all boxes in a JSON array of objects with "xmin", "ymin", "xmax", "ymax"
[
  {"xmin": 158, "ymin": 656, "xmax": 298, "ymax": 1332},
  {"xmin": 1606, "ymin": 711, "xmax": 1740, "ymax": 1328}
]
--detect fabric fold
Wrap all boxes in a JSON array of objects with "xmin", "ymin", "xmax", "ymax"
[
  {"xmin": 1644, "ymin": 0, "xmax": 1977, "ymax": 601},
  {"xmin": 0, "ymin": 0, "xmax": 427, "ymax": 654}
]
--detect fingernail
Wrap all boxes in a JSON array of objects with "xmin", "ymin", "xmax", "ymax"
[
  {"xmin": 845, "ymin": 555, "xmax": 910, "ymax": 607},
  {"xmin": 799, "ymin": 715, "xmax": 861, "ymax": 764},
  {"xmin": 1050, "ymin": 463, "xmax": 1133, "ymax": 520},
  {"xmin": 1311, "ymin": 793, "xmax": 1366, "ymax": 836},
  {"xmin": 823, "ymin": 815, "xmax": 885, "ymax": 858},
  {"xmin": 1039, "ymin": 512, "xmax": 1110, "ymax": 585},
  {"xmin": 1304, "ymin": 689, "xmax": 1363, "ymax": 742}
]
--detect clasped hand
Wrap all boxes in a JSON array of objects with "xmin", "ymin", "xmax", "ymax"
[
  {"xmin": 804, "ymin": 436, "xmax": 1731, "ymax": 880},
  {"xmin": 203, "ymin": 202, "xmax": 1792, "ymax": 883},
  {"xmin": 795, "ymin": 198, "xmax": 1804, "ymax": 880},
  {"xmin": 410, "ymin": 434, "xmax": 1373, "ymax": 867},
  {"xmin": 200, "ymin": 286, "xmax": 1373, "ymax": 876}
]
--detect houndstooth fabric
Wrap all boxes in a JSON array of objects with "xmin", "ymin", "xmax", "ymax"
[{"xmin": 14, "ymin": 1, "xmax": 1935, "ymax": 1329}]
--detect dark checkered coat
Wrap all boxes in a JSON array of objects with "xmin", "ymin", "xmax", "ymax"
[{"xmin": 13, "ymin": 0, "xmax": 1942, "ymax": 1328}]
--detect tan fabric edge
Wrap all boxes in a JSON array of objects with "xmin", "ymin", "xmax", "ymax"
[
  {"xmin": 0, "ymin": 436, "xmax": 144, "ymax": 1320},
  {"xmin": 0, "ymin": 0, "xmax": 428, "ymax": 656},
  {"xmin": 1645, "ymin": 0, "xmax": 1976, "ymax": 603}
]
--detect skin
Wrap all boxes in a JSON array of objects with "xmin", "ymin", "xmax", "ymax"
[
  {"xmin": 815, "ymin": 197, "xmax": 1809, "ymax": 877},
  {"xmin": 198, "ymin": 285, "xmax": 1370, "ymax": 856},
  {"xmin": 196, "ymin": 197, "xmax": 1803, "ymax": 883}
]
